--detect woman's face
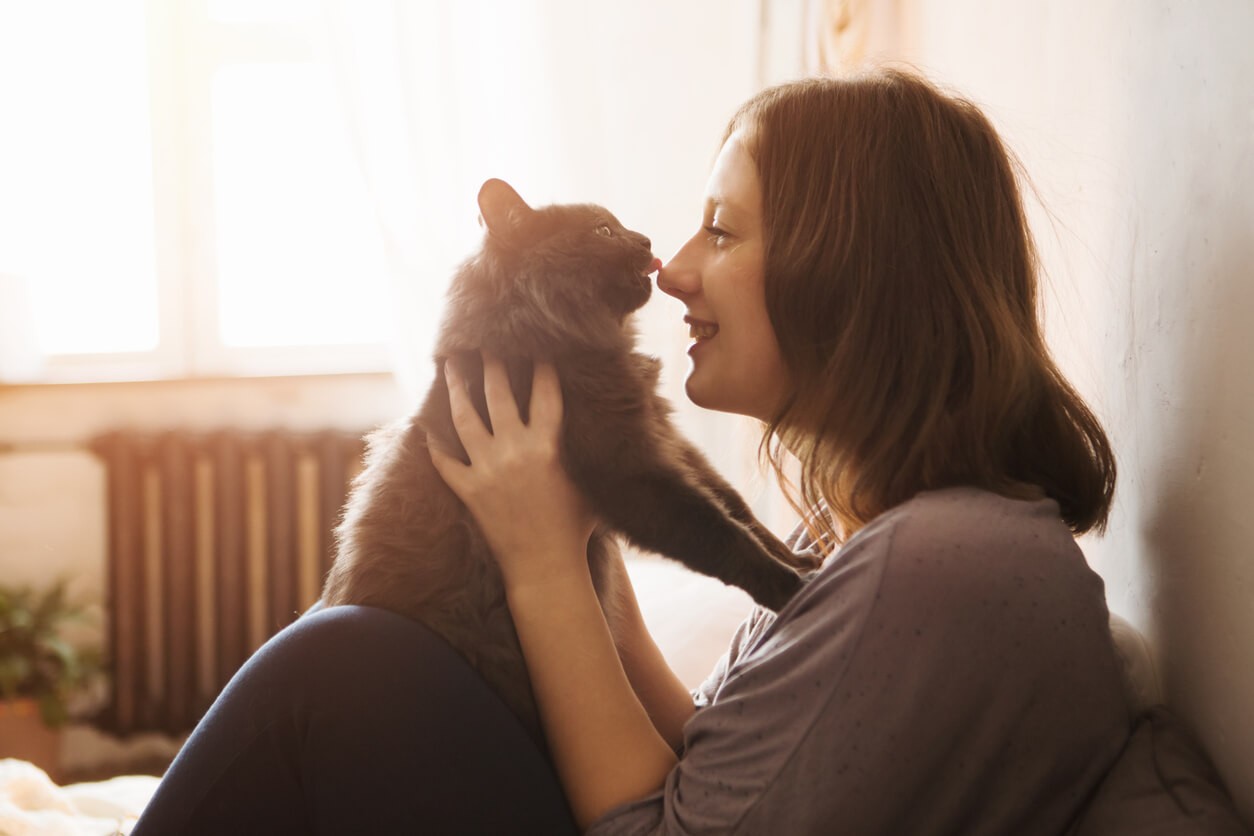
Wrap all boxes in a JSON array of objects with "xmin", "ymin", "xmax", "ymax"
[{"xmin": 657, "ymin": 131, "xmax": 791, "ymax": 422}]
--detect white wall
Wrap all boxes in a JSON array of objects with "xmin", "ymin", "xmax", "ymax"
[{"xmin": 897, "ymin": 0, "xmax": 1254, "ymax": 818}]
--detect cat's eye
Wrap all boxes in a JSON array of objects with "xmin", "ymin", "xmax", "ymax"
[{"xmin": 595, "ymin": 224, "xmax": 613, "ymax": 237}]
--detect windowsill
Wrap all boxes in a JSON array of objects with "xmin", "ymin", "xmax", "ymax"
[
  {"xmin": 0, "ymin": 368, "xmax": 396, "ymax": 392},
  {"xmin": 0, "ymin": 370, "xmax": 411, "ymax": 454},
  {"xmin": 4, "ymin": 339, "xmax": 399, "ymax": 387}
]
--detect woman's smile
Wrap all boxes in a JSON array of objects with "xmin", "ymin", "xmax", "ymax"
[{"xmin": 685, "ymin": 315, "xmax": 719, "ymax": 343}]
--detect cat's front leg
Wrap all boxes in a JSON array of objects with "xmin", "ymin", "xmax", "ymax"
[
  {"xmin": 673, "ymin": 444, "xmax": 798, "ymax": 562},
  {"xmin": 557, "ymin": 357, "xmax": 804, "ymax": 610},
  {"xmin": 577, "ymin": 466, "xmax": 804, "ymax": 612}
]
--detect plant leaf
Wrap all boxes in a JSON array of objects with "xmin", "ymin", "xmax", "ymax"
[{"xmin": 37, "ymin": 691, "xmax": 68, "ymax": 728}]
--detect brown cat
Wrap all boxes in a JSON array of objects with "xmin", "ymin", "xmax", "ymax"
[{"xmin": 320, "ymin": 179, "xmax": 809, "ymax": 748}]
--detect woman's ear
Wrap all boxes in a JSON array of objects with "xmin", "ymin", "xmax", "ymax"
[{"xmin": 477, "ymin": 179, "xmax": 535, "ymax": 244}]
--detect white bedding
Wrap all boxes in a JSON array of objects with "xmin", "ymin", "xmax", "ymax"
[{"xmin": 0, "ymin": 759, "xmax": 159, "ymax": 836}]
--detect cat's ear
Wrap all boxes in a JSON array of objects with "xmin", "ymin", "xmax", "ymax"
[{"xmin": 477, "ymin": 179, "xmax": 536, "ymax": 244}]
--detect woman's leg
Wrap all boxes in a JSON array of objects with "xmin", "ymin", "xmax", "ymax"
[{"xmin": 132, "ymin": 605, "xmax": 577, "ymax": 835}]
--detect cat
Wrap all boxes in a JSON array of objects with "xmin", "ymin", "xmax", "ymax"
[{"xmin": 320, "ymin": 178, "xmax": 810, "ymax": 749}]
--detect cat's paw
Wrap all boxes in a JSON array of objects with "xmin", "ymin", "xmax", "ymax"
[{"xmin": 741, "ymin": 563, "xmax": 805, "ymax": 612}]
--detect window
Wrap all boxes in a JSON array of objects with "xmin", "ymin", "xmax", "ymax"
[{"xmin": 0, "ymin": 1, "xmax": 390, "ymax": 383}]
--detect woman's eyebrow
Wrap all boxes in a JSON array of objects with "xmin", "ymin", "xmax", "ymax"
[{"xmin": 705, "ymin": 195, "xmax": 747, "ymax": 215}]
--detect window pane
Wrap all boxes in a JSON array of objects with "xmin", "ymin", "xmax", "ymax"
[
  {"xmin": 211, "ymin": 63, "xmax": 390, "ymax": 348},
  {"xmin": 0, "ymin": 2, "xmax": 159, "ymax": 355}
]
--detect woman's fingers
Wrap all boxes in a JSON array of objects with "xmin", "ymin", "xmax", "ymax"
[
  {"xmin": 530, "ymin": 361, "xmax": 564, "ymax": 432},
  {"xmin": 443, "ymin": 358, "xmax": 492, "ymax": 456},
  {"xmin": 427, "ymin": 434, "xmax": 469, "ymax": 489},
  {"xmin": 481, "ymin": 352, "xmax": 524, "ymax": 431},
  {"xmin": 442, "ymin": 352, "xmax": 562, "ymax": 467}
]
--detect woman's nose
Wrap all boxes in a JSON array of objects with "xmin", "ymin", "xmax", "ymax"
[{"xmin": 656, "ymin": 243, "xmax": 700, "ymax": 299}]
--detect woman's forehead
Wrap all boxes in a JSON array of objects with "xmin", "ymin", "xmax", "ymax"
[{"xmin": 704, "ymin": 133, "xmax": 761, "ymax": 214}]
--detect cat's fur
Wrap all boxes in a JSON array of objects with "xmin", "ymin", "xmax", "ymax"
[{"xmin": 321, "ymin": 179, "xmax": 807, "ymax": 748}]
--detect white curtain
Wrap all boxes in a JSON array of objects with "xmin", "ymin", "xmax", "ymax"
[
  {"xmin": 316, "ymin": 1, "xmax": 595, "ymax": 400},
  {"xmin": 315, "ymin": 0, "xmax": 803, "ymax": 529}
]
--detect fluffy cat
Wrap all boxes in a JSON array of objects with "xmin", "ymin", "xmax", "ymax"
[{"xmin": 320, "ymin": 179, "xmax": 809, "ymax": 748}]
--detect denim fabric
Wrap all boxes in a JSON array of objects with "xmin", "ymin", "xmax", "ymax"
[{"xmin": 132, "ymin": 604, "xmax": 576, "ymax": 835}]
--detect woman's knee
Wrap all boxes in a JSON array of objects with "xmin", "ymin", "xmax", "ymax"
[{"xmin": 250, "ymin": 604, "xmax": 468, "ymax": 699}]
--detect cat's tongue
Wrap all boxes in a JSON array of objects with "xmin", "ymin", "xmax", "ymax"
[{"xmin": 645, "ymin": 258, "xmax": 663, "ymax": 275}]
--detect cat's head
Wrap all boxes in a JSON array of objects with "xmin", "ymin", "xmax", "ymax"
[{"xmin": 476, "ymin": 178, "xmax": 658, "ymax": 323}]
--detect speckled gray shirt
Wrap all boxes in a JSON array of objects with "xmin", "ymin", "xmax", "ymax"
[{"xmin": 587, "ymin": 487, "xmax": 1131, "ymax": 835}]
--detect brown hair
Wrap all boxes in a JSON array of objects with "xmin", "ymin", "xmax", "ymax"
[{"xmin": 726, "ymin": 69, "xmax": 1115, "ymax": 544}]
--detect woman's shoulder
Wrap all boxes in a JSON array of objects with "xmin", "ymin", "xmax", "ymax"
[
  {"xmin": 835, "ymin": 484, "xmax": 1084, "ymax": 566},
  {"xmin": 892, "ymin": 485, "xmax": 1089, "ymax": 573},
  {"xmin": 797, "ymin": 485, "xmax": 1105, "ymax": 623},
  {"xmin": 758, "ymin": 485, "xmax": 1122, "ymax": 718}
]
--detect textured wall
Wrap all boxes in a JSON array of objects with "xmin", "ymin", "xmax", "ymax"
[{"xmin": 898, "ymin": 0, "xmax": 1254, "ymax": 818}]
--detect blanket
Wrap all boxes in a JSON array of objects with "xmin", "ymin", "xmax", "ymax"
[{"xmin": 0, "ymin": 759, "xmax": 159, "ymax": 836}]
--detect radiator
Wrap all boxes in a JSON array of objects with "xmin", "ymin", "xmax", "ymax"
[{"xmin": 89, "ymin": 430, "xmax": 365, "ymax": 736}]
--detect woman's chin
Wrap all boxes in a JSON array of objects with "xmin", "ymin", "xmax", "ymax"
[
  {"xmin": 684, "ymin": 369, "xmax": 780, "ymax": 422},
  {"xmin": 683, "ymin": 376, "xmax": 710, "ymax": 409},
  {"xmin": 682, "ymin": 373, "xmax": 722, "ymax": 411},
  {"xmin": 684, "ymin": 373, "xmax": 731, "ymax": 415}
]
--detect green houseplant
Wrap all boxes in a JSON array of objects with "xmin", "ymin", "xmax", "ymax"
[{"xmin": 0, "ymin": 578, "xmax": 101, "ymax": 729}]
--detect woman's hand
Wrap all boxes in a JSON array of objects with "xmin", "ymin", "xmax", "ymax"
[
  {"xmin": 428, "ymin": 352, "xmax": 598, "ymax": 592},
  {"xmin": 432, "ymin": 353, "xmax": 679, "ymax": 826}
]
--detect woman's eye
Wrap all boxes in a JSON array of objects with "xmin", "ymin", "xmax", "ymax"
[
  {"xmin": 596, "ymin": 224, "xmax": 613, "ymax": 237},
  {"xmin": 704, "ymin": 225, "xmax": 729, "ymax": 243}
]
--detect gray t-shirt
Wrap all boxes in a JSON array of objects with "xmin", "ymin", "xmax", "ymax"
[{"xmin": 588, "ymin": 486, "xmax": 1131, "ymax": 835}]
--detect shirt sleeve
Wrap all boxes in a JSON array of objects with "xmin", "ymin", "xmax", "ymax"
[
  {"xmin": 587, "ymin": 522, "xmax": 893, "ymax": 835},
  {"xmin": 689, "ymin": 521, "xmax": 825, "ymax": 710},
  {"xmin": 689, "ymin": 607, "xmax": 770, "ymax": 710}
]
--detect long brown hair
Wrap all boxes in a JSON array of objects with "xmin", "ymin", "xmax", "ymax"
[{"xmin": 727, "ymin": 69, "xmax": 1115, "ymax": 544}]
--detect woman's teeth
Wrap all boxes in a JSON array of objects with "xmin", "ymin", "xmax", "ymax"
[{"xmin": 689, "ymin": 322, "xmax": 719, "ymax": 340}]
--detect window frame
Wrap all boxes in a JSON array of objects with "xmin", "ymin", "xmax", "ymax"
[{"xmin": 36, "ymin": 0, "xmax": 391, "ymax": 384}]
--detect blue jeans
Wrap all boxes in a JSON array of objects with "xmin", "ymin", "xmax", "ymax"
[{"xmin": 132, "ymin": 605, "xmax": 577, "ymax": 835}]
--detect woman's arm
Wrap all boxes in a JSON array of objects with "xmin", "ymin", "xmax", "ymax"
[
  {"xmin": 602, "ymin": 551, "xmax": 698, "ymax": 753},
  {"xmin": 430, "ymin": 355, "xmax": 678, "ymax": 830},
  {"xmin": 506, "ymin": 574, "xmax": 678, "ymax": 830}
]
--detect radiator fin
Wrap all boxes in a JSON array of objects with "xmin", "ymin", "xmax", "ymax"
[{"xmin": 90, "ymin": 430, "xmax": 365, "ymax": 736}]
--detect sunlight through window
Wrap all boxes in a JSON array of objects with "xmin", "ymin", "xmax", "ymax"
[
  {"xmin": 0, "ymin": 2, "xmax": 394, "ymax": 378},
  {"xmin": 210, "ymin": 63, "xmax": 390, "ymax": 349},
  {"xmin": 0, "ymin": 2, "xmax": 158, "ymax": 356}
]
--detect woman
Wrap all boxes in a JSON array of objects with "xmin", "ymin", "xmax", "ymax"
[{"xmin": 134, "ymin": 69, "xmax": 1130, "ymax": 835}]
